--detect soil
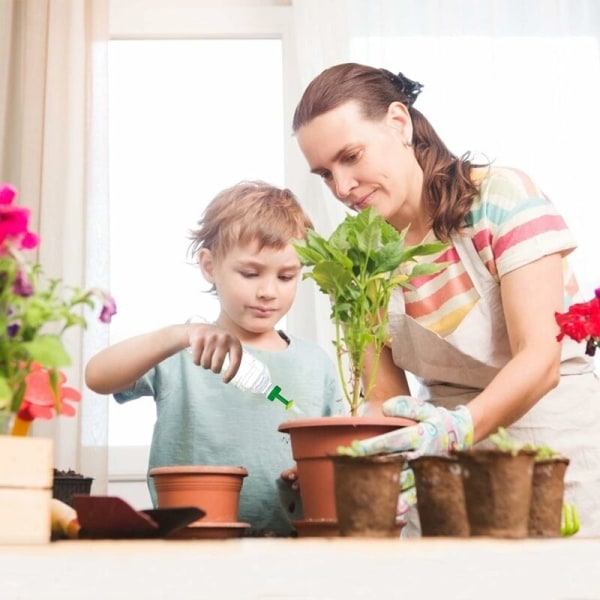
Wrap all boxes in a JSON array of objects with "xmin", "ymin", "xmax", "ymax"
[{"xmin": 54, "ymin": 468, "xmax": 85, "ymax": 478}]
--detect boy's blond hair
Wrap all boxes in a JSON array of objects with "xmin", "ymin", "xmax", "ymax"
[{"xmin": 189, "ymin": 180, "xmax": 313, "ymax": 261}]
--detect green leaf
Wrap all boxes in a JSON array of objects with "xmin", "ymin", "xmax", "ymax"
[{"xmin": 22, "ymin": 335, "xmax": 72, "ymax": 368}]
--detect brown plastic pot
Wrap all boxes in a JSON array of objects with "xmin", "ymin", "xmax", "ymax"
[
  {"xmin": 333, "ymin": 453, "xmax": 406, "ymax": 538},
  {"xmin": 410, "ymin": 455, "xmax": 469, "ymax": 537},
  {"xmin": 278, "ymin": 416, "xmax": 413, "ymax": 532},
  {"xmin": 149, "ymin": 465, "xmax": 248, "ymax": 524},
  {"xmin": 455, "ymin": 449, "xmax": 535, "ymax": 538},
  {"xmin": 528, "ymin": 456, "xmax": 570, "ymax": 537}
]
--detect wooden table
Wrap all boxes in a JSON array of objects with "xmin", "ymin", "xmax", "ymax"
[{"xmin": 2, "ymin": 537, "xmax": 599, "ymax": 599}]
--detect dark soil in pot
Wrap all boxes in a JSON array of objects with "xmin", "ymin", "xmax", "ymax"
[
  {"xmin": 410, "ymin": 455, "xmax": 469, "ymax": 537},
  {"xmin": 528, "ymin": 456, "xmax": 570, "ymax": 537},
  {"xmin": 333, "ymin": 453, "xmax": 406, "ymax": 538},
  {"xmin": 455, "ymin": 448, "xmax": 535, "ymax": 538}
]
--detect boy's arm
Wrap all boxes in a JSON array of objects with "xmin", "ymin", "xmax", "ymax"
[
  {"xmin": 85, "ymin": 324, "xmax": 190, "ymax": 395},
  {"xmin": 85, "ymin": 322, "xmax": 244, "ymax": 395}
]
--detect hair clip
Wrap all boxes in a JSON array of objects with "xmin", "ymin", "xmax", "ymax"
[{"xmin": 380, "ymin": 69, "xmax": 424, "ymax": 108}]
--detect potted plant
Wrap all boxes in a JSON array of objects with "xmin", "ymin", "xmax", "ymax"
[
  {"xmin": 278, "ymin": 207, "xmax": 446, "ymax": 535},
  {"xmin": 0, "ymin": 182, "xmax": 115, "ymax": 544}
]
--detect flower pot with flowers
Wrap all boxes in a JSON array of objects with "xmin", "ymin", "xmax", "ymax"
[
  {"xmin": 278, "ymin": 207, "xmax": 446, "ymax": 536},
  {"xmin": 0, "ymin": 182, "xmax": 115, "ymax": 543}
]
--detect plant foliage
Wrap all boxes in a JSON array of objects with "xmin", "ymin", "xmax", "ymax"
[{"xmin": 294, "ymin": 207, "xmax": 447, "ymax": 415}]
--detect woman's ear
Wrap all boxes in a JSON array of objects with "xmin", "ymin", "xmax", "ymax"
[
  {"xmin": 198, "ymin": 248, "xmax": 216, "ymax": 283},
  {"xmin": 386, "ymin": 101, "xmax": 413, "ymax": 141}
]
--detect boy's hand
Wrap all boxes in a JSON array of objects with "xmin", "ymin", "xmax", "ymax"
[
  {"xmin": 186, "ymin": 319, "xmax": 243, "ymax": 382},
  {"xmin": 280, "ymin": 467, "xmax": 299, "ymax": 491}
]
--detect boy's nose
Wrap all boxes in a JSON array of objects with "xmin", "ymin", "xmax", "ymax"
[{"xmin": 257, "ymin": 280, "xmax": 277, "ymax": 299}]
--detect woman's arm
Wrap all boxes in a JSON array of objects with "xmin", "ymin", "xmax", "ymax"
[
  {"xmin": 467, "ymin": 252, "xmax": 564, "ymax": 441},
  {"xmin": 360, "ymin": 343, "xmax": 411, "ymax": 416}
]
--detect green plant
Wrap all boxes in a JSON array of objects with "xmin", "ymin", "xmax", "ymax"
[
  {"xmin": 488, "ymin": 427, "xmax": 525, "ymax": 456},
  {"xmin": 294, "ymin": 207, "xmax": 446, "ymax": 416},
  {"xmin": 1, "ymin": 183, "xmax": 116, "ymax": 434},
  {"xmin": 560, "ymin": 503, "xmax": 580, "ymax": 536}
]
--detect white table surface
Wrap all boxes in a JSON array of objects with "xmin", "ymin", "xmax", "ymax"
[{"xmin": 1, "ymin": 537, "xmax": 600, "ymax": 600}]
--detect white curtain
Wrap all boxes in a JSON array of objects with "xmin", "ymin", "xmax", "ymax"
[
  {"xmin": 291, "ymin": 0, "xmax": 600, "ymax": 297},
  {"xmin": 0, "ymin": 0, "xmax": 110, "ymax": 492}
]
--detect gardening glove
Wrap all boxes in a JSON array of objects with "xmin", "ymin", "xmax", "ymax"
[{"xmin": 351, "ymin": 396, "xmax": 474, "ymax": 461}]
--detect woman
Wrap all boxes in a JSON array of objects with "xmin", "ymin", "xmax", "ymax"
[{"xmin": 293, "ymin": 62, "xmax": 600, "ymax": 536}]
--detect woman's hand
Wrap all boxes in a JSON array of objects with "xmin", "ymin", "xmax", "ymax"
[{"xmin": 349, "ymin": 396, "xmax": 474, "ymax": 461}]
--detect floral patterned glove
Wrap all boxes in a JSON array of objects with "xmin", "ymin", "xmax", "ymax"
[{"xmin": 352, "ymin": 396, "xmax": 474, "ymax": 461}]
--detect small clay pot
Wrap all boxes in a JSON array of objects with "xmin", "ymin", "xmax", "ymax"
[
  {"xmin": 333, "ymin": 453, "xmax": 406, "ymax": 538},
  {"xmin": 149, "ymin": 465, "xmax": 248, "ymax": 524},
  {"xmin": 455, "ymin": 449, "xmax": 536, "ymax": 538},
  {"xmin": 528, "ymin": 456, "xmax": 570, "ymax": 537},
  {"xmin": 410, "ymin": 455, "xmax": 469, "ymax": 537}
]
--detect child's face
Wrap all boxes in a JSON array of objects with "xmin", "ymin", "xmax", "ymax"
[{"xmin": 206, "ymin": 239, "xmax": 302, "ymax": 340}]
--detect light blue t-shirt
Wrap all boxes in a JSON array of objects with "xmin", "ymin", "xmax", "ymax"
[{"xmin": 115, "ymin": 333, "xmax": 343, "ymax": 536}]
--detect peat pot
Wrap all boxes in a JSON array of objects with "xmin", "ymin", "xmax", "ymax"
[
  {"xmin": 528, "ymin": 456, "xmax": 570, "ymax": 537},
  {"xmin": 455, "ymin": 448, "xmax": 536, "ymax": 539},
  {"xmin": 410, "ymin": 455, "xmax": 469, "ymax": 537},
  {"xmin": 333, "ymin": 453, "xmax": 406, "ymax": 538}
]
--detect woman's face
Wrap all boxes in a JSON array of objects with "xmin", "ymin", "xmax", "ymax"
[{"xmin": 296, "ymin": 100, "xmax": 423, "ymax": 225}]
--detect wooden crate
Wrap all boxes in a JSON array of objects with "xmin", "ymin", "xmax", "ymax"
[{"xmin": 0, "ymin": 436, "xmax": 53, "ymax": 544}]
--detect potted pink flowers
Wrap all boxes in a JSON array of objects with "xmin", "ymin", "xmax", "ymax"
[
  {"xmin": 0, "ymin": 182, "xmax": 116, "ymax": 436},
  {"xmin": 1, "ymin": 182, "xmax": 115, "ymax": 544}
]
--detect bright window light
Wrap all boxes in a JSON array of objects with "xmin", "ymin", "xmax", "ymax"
[{"xmin": 108, "ymin": 39, "xmax": 284, "ymax": 445}]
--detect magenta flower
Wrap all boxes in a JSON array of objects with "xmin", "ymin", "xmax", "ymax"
[
  {"xmin": 0, "ymin": 183, "xmax": 39, "ymax": 252},
  {"xmin": 1, "ymin": 184, "xmax": 116, "ymax": 427}
]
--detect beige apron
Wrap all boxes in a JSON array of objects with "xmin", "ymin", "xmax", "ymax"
[{"xmin": 389, "ymin": 233, "xmax": 600, "ymax": 537}]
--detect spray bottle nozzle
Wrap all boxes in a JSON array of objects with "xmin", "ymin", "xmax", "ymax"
[{"xmin": 267, "ymin": 385, "xmax": 294, "ymax": 410}]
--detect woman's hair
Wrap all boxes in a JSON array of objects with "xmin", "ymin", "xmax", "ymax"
[
  {"xmin": 189, "ymin": 180, "xmax": 313, "ymax": 261},
  {"xmin": 293, "ymin": 63, "xmax": 484, "ymax": 240}
]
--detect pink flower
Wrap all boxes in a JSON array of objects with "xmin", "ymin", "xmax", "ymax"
[
  {"xmin": 0, "ymin": 183, "xmax": 39, "ymax": 252},
  {"xmin": 16, "ymin": 363, "xmax": 81, "ymax": 421}
]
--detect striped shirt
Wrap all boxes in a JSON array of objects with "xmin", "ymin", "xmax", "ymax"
[{"xmin": 400, "ymin": 166, "xmax": 579, "ymax": 337}]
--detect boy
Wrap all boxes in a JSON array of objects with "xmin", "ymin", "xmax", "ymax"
[{"xmin": 85, "ymin": 181, "xmax": 342, "ymax": 536}]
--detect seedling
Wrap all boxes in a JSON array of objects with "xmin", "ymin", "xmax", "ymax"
[{"xmin": 488, "ymin": 427, "xmax": 524, "ymax": 456}]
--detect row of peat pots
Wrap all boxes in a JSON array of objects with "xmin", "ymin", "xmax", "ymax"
[
  {"xmin": 411, "ymin": 450, "xmax": 569, "ymax": 538},
  {"xmin": 280, "ymin": 417, "xmax": 570, "ymax": 539}
]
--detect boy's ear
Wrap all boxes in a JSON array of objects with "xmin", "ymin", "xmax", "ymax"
[{"xmin": 198, "ymin": 248, "xmax": 216, "ymax": 283}]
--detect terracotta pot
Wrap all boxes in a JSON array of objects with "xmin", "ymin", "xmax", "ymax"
[
  {"xmin": 278, "ymin": 416, "xmax": 412, "ymax": 533},
  {"xmin": 410, "ymin": 455, "xmax": 469, "ymax": 537},
  {"xmin": 455, "ymin": 449, "xmax": 536, "ymax": 538},
  {"xmin": 333, "ymin": 453, "xmax": 406, "ymax": 537},
  {"xmin": 149, "ymin": 465, "xmax": 248, "ymax": 524},
  {"xmin": 528, "ymin": 456, "xmax": 570, "ymax": 537}
]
